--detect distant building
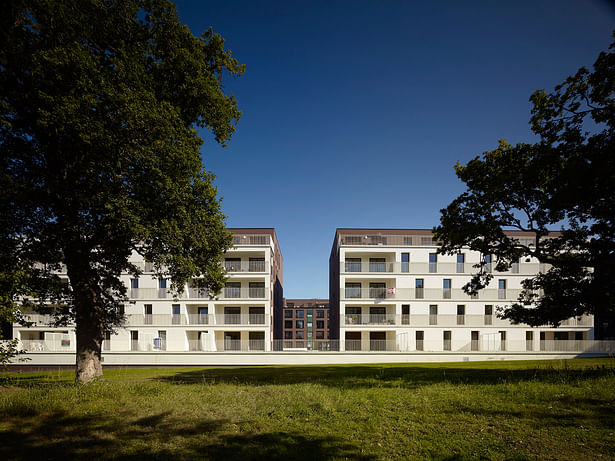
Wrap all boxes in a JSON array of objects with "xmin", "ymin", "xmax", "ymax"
[{"xmin": 281, "ymin": 298, "xmax": 330, "ymax": 349}]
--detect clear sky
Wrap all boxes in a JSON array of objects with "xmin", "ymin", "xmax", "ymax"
[{"xmin": 173, "ymin": 0, "xmax": 615, "ymax": 298}]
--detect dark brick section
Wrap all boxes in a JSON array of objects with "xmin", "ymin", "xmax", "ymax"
[{"xmin": 282, "ymin": 298, "xmax": 329, "ymax": 349}]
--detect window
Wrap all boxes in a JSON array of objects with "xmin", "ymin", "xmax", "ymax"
[
  {"xmin": 249, "ymin": 281, "xmax": 265, "ymax": 298},
  {"xmin": 249, "ymin": 306, "xmax": 264, "ymax": 324},
  {"xmin": 429, "ymin": 305, "xmax": 438, "ymax": 325},
  {"xmin": 296, "ymin": 310, "xmax": 304, "ymax": 318},
  {"xmin": 345, "ymin": 306, "xmax": 361, "ymax": 325},
  {"xmin": 284, "ymin": 331, "xmax": 292, "ymax": 339},
  {"xmin": 316, "ymin": 310, "xmax": 325, "ymax": 318},
  {"xmin": 225, "ymin": 282, "xmax": 241, "ymax": 298},
  {"xmin": 345, "ymin": 282, "xmax": 362, "ymax": 298},
  {"xmin": 157, "ymin": 331, "xmax": 166, "ymax": 351},
  {"xmin": 429, "ymin": 253, "xmax": 437, "ymax": 273},
  {"xmin": 316, "ymin": 331, "xmax": 324, "ymax": 339},
  {"xmin": 456, "ymin": 253, "xmax": 465, "ymax": 273},
  {"xmin": 224, "ymin": 306, "xmax": 241, "ymax": 324},
  {"xmin": 296, "ymin": 331, "xmax": 305, "ymax": 339},
  {"xmin": 575, "ymin": 331, "xmax": 584, "ymax": 341},
  {"xmin": 224, "ymin": 258, "xmax": 241, "ymax": 272},
  {"xmin": 285, "ymin": 320, "xmax": 292, "ymax": 329},
  {"xmin": 401, "ymin": 253, "xmax": 409, "ymax": 272},
  {"xmin": 526, "ymin": 331, "xmax": 534, "ymax": 351},
  {"xmin": 158, "ymin": 279, "xmax": 167, "ymax": 298},
  {"xmin": 144, "ymin": 304, "xmax": 152, "ymax": 324},
  {"xmin": 316, "ymin": 320, "xmax": 324, "ymax": 329},
  {"xmin": 415, "ymin": 279, "xmax": 424, "ymax": 299},
  {"xmin": 284, "ymin": 310, "xmax": 293, "ymax": 318},
  {"xmin": 443, "ymin": 331, "xmax": 451, "ymax": 351},
  {"xmin": 159, "ymin": 278, "xmax": 167, "ymax": 289},
  {"xmin": 484, "ymin": 254, "xmax": 492, "ymax": 273},
  {"xmin": 369, "ymin": 257, "xmax": 386, "ymax": 272},
  {"xmin": 416, "ymin": 331, "xmax": 424, "ymax": 351},
  {"xmin": 345, "ymin": 258, "xmax": 361, "ymax": 272},
  {"xmin": 131, "ymin": 278, "xmax": 139, "ymax": 289},
  {"xmin": 498, "ymin": 279, "xmax": 507, "ymax": 299},
  {"xmin": 443, "ymin": 279, "xmax": 451, "ymax": 299},
  {"xmin": 457, "ymin": 305, "xmax": 465, "ymax": 325},
  {"xmin": 471, "ymin": 331, "xmax": 479, "ymax": 351},
  {"xmin": 499, "ymin": 330, "xmax": 507, "ymax": 351},
  {"xmin": 131, "ymin": 331, "xmax": 139, "ymax": 351},
  {"xmin": 249, "ymin": 257, "xmax": 265, "ymax": 272},
  {"xmin": 485, "ymin": 305, "xmax": 493, "ymax": 325},
  {"xmin": 103, "ymin": 331, "xmax": 111, "ymax": 351},
  {"xmin": 369, "ymin": 282, "xmax": 386, "ymax": 298},
  {"xmin": 198, "ymin": 306, "xmax": 209, "ymax": 324},
  {"xmin": 172, "ymin": 304, "xmax": 181, "ymax": 324},
  {"xmin": 401, "ymin": 304, "xmax": 410, "ymax": 325},
  {"xmin": 296, "ymin": 320, "xmax": 304, "ymax": 329},
  {"xmin": 511, "ymin": 258, "xmax": 519, "ymax": 274}
]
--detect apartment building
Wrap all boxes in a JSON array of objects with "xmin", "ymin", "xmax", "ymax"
[
  {"xmin": 14, "ymin": 228, "xmax": 283, "ymax": 354},
  {"xmin": 329, "ymin": 229, "xmax": 593, "ymax": 352},
  {"xmin": 281, "ymin": 298, "xmax": 330, "ymax": 349}
]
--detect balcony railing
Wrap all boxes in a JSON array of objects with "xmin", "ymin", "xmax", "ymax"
[
  {"xmin": 222, "ymin": 287, "xmax": 266, "ymax": 299},
  {"xmin": 344, "ymin": 314, "xmax": 396, "ymax": 325},
  {"xmin": 124, "ymin": 313, "xmax": 268, "ymax": 326},
  {"xmin": 341, "ymin": 287, "xmax": 525, "ymax": 301},
  {"xmin": 223, "ymin": 260, "xmax": 266, "ymax": 273},
  {"xmin": 231, "ymin": 234, "xmax": 270, "ymax": 246},
  {"xmin": 340, "ymin": 261, "xmax": 543, "ymax": 274}
]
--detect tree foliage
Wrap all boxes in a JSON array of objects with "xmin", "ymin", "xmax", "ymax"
[
  {"xmin": 0, "ymin": 0, "xmax": 244, "ymax": 380},
  {"xmin": 434, "ymin": 33, "xmax": 615, "ymax": 336}
]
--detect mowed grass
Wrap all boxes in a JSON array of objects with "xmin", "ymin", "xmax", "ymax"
[{"xmin": 1, "ymin": 358, "xmax": 614, "ymax": 460}]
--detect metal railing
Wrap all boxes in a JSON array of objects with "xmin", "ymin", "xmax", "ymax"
[
  {"xmin": 232, "ymin": 234, "xmax": 270, "ymax": 246},
  {"xmin": 341, "ymin": 287, "xmax": 525, "ymax": 301},
  {"xmin": 221, "ymin": 287, "xmax": 266, "ymax": 299},
  {"xmin": 224, "ymin": 260, "xmax": 266, "ymax": 273},
  {"xmin": 340, "ymin": 261, "xmax": 543, "ymax": 275},
  {"xmin": 344, "ymin": 314, "xmax": 396, "ymax": 325}
]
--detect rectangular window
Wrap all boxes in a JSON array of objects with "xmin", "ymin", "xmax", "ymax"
[
  {"xmin": 316, "ymin": 330, "xmax": 324, "ymax": 339},
  {"xmin": 429, "ymin": 253, "xmax": 437, "ymax": 273},
  {"xmin": 316, "ymin": 310, "xmax": 325, "ymax": 318},
  {"xmin": 415, "ymin": 279, "xmax": 424, "ymax": 299},
  {"xmin": 443, "ymin": 279, "xmax": 451, "ymax": 299},
  {"xmin": 369, "ymin": 282, "xmax": 386, "ymax": 298},
  {"xmin": 296, "ymin": 310, "xmax": 304, "ymax": 318},
  {"xmin": 157, "ymin": 330, "xmax": 166, "ymax": 351},
  {"xmin": 443, "ymin": 331, "xmax": 451, "ymax": 351},
  {"xmin": 345, "ymin": 306, "xmax": 361, "ymax": 325},
  {"xmin": 159, "ymin": 278, "xmax": 167, "ymax": 289},
  {"xmin": 499, "ymin": 330, "xmax": 507, "ymax": 351},
  {"xmin": 249, "ymin": 281, "xmax": 265, "ymax": 298},
  {"xmin": 345, "ymin": 282, "xmax": 362, "ymax": 299},
  {"xmin": 224, "ymin": 257, "xmax": 241, "ymax": 272},
  {"xmin": 131, "ymin": 278, "xmax": 139, "ymax": 289},
  {"xmin": 345, "ymin": 258, "xmax": 361, "ymax": 272},
  {"xmin": 511, "ymin": 258, "xmax": 519, "ymax": 274},
  {"xmin": 285, "ymin": 320, "xmax": 292, "ymax": 329},
  {"xmin": 416, "ymin": 331, "xmax": 424, "ymax": 351},
  {"xmin": 224, "ymin": 282, "xmax": 241, "ymax": 298},
  {"xmin": 224, "ymin": 306, "xmax": 241, "ymax": 324},
  {"xmin": 456, "ymin": 253, "xmax": 465, "ymax": 273},
  {"xmin": 402, "ymin": 304, "xmax": 410, "ymax": 325},
  {"xmin": 526, "ymin": 331, "xmax": 534, "ymax": 351},
  {"xmin": 316, "ymin": 320, "xmax": 324, "ymax": 329},
  {"xmin": 285, "ymin": 331, "xmax": 292, "ymax": 339},
  {"xmin": 131, "ymin": 331, "xmax": 139, "ymax": 351},
  {"xmin": 369, "ymin": 257, "xmax": 386, "ymax": 272},
  {"xmin": 144, "ymin": 304, "xmax": 152, "ymax": 324},
  {"xmin": 103, "ymin": 331, "xmax": 111, "ymax": 351},
  {"xmin": 485, "ymin": 305, "xmax": 493, "ymax": 325},
  {"xmin": 498, "ymin": 279, "xmax": 507, "ymax": 299},
  {"xmin": 429, "ymin": 305, "xmax": 438, "ymax": 325},
  {"xmin": 401, "ymin": 253, "xmax": 410, "ymax": 272},
  {"xmin": 296, "ymin": 320, "xmax": 304, "ymax": 329},
  {"xmin": 457, "ymin": 305, "xmax": 465, "ymax": 325},
  {"xmin": 471, "ymin": 331, "xmax": 479, "ymax": 351},
  {"xmin": 249, "ymin": 306, "xmax": 264, "ymax": 324},
  {"xmin": 249, "ymin": 257, "xmax": 265, "ymax": 272},
  {"xmin": 172, "ymin": 304, "xmax": 181, "ymax": 324},
  {"xmin": 296, "ymin": 330, "xmax": 305, "ymax": 339},
  {"xmin": 484, "ymin": 254, "xmax": 492, "ymax": 273},
  {"xmin": 284, "ymin": 309, "xmax": 293, "ymax": 318}
]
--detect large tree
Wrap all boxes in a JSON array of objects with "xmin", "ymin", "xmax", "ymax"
[
  {"xmin": 434, "ymin": 33, "xmax": 615, "ymax": 338},
  {"xmin": 0, "ymin": 0, "xmax": 244, "ymax": 382}
]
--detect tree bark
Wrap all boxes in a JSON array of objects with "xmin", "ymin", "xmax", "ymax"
[{"xmin": 67, "ymin": 253, "xmax": 105, "ymax": 383}]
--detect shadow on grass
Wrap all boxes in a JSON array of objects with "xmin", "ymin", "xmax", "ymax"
[
  {"xmin": 0, "ymin": 410, "xmax": 373, "ymax": 461},
  {"xmin": 152, "ymin": 362, "xmax": 615, "ymax": 390}
]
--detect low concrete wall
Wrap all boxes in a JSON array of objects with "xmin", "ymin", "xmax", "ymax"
[{"xmin": 9, "ymin": 351, "xmax": 612, "ymax": 367}]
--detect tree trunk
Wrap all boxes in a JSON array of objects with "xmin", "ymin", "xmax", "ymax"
[{"xmin": 67, "ymin": 255, "xmax": 105, "ymax": 383}]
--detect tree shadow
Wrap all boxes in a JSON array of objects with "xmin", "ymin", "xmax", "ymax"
[
  {"xmin": 0, "ymin": 409, "xmax": 373, "ymax": 461},
  {"xmin": 154, "ymin": 362, "xmax": 615, "ymax": 390}
]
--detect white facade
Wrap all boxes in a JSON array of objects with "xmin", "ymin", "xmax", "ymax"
[
  {"xmin": 13, "ymin": 230, "xmax": 283, "ymax": 354},
  {"xmin": 331, "ymin": 230, "xmax": 593, "ymax": 352}
]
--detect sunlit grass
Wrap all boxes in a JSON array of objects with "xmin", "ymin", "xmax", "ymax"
[{"xmin": 1, "ymin": 358, "xmax": 614, "ymax": 460}]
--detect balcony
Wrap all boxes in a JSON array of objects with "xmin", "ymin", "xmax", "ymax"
[
  {"xmin": 223, "ymin": 260, "xmax": 266, "ymax": 273},
  {"xmin": 232, "ymin": 234, "xmax": 270, "ymax": 246},
  {"xmin": 344, "ymin": 314, "xmax": 396, "ymax": 325},
  {"xmin": 124, "ymin": 313, "xmax": 268, "ymax": 326},
  {"xmin": 341, "ymin": 287, "xmax": 524, "ymax": 301},
  {"xmin": 129, "ymin": 288, "xmax": 172, "ymax": 299}
]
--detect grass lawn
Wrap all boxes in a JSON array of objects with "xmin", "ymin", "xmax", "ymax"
[{"xmin": 1, "ymin": 358, "xmax": 614, "ymax": 460}]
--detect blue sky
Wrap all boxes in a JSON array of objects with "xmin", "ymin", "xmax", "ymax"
[{"xmin": 173, "ymin": 0, "xmax": 615, "ymax": 298}]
